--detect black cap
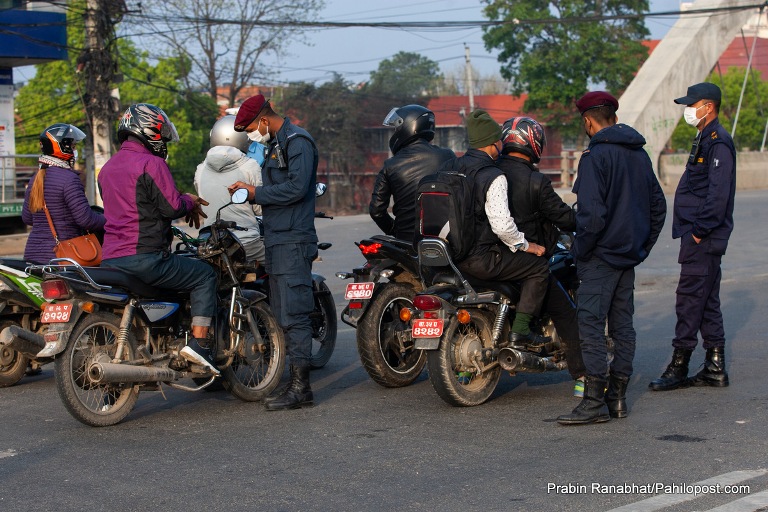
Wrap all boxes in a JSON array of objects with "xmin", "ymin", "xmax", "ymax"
[{"xmin": 674, "ymin": 83, "xmax": 721, "ymax": 105}]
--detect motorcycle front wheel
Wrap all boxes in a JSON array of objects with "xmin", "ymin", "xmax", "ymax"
[
  {"xmin": 357, "ymin": 283, "xmax": 425, "ymax": 388},
  {"xmin": 426, "ymin": 310, "xmax": 501, "ymax": 407},
  {"xmin": 0, "ymin": 320, "xmax": 28, "ymax": 387},
  {"xmin": 55, "ymin": 312, "xmax": 139, "ymax": 427},
  {"xmin": 309, "ymin": 280, "xmax": 337, "ymax": 369},
  {"xmin": 223, "ymin": 301, "xmax": 286, "ymax": 401}
]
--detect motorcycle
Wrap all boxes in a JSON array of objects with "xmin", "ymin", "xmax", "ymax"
[
  {"xmin": 336, "ymin": 235, "xmax": 426, "ymax": 387},
  {"xmin": 0, "ymin": 260, "xmax": 52, "ymax": 386},
  {"xmin": 406, "ymin": 237, "xmax": 577, "ymax": 407},
  {"xmin": 27, "ymin": 188, "xmax": 286, "ymax": 426}
]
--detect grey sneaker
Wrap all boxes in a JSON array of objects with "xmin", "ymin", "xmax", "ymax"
[{"xmin": 180, "ymin": 338, "xmax": 220, "ymax": 375}]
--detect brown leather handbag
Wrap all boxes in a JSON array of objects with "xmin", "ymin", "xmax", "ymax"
[{"xmin": 43, "ymin": 202, "xmax": 102, "ymax": 266}]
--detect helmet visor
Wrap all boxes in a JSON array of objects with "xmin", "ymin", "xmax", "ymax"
[
  {"xmin": 67, "ymin": 125, "xmax": 87, "ymax": 142},
  {"xmin": 382, "ymin": 107, "xmax": 403, "ymax": 127},
  {"xmin": 157, "ymin": 109, "xmax": 180, "ymax": 143}
]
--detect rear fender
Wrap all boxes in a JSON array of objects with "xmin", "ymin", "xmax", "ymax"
[{"xmin": 36, "ymin": 303, "xmax": 88, "ymax": 358}]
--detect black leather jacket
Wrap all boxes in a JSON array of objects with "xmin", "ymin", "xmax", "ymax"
[{"xmin": 369, "ymin": 138, "xmax": 455, "ymax": 242}]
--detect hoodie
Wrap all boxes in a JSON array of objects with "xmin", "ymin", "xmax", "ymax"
[
  {"xmin": 194, "ymin": 146, "xmax": 265, "ymax": 262},
  {"xmin": 572, "ymin": 123, "xmax": 667, "ymax": 269}
]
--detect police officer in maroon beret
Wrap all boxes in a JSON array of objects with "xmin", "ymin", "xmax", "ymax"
[
  {"xmin": 557, "ymin": 91, "xmax": 666, "ymax": 425},
  {"xmin": 649, "ymin": 83, "xmax": 736, "ymax": 392}
]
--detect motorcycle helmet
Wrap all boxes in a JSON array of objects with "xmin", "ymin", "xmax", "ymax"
[
  {"xmin": 117, "ymin": 103, "xmax": 179, "ymax": 159},
  {"xmin": 501, "ymin": 117, "xmax": 546, "ymax": 163},
  {"xmin": 209, "ymin": 115, "xmax": 249, "ymax": 153},
  {"xmin": 39, "ymin": 123, "xmax": 86, "ymax": 162},
  {"xmin": 383, "ymin": 104, "xmax": 435, "ymax": 155}
]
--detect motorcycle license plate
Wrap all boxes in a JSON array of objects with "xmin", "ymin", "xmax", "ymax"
[
  {"xmin": 412, "ymin": 319, "xmax": 443, "ymax": 338},
  {"xmin": 41, "ymin": 303, "xmax": 73, "ymax": 323},
  {"xmin": 345, "ymin": 282, "xmax": 374, "ymax": 300}
]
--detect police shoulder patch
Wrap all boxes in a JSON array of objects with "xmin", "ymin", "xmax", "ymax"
[{"xmin": 711, "ymin": 131, "xmax": 718, "ymax": 140}]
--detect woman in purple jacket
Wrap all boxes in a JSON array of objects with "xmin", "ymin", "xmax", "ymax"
[{"xmin": 22, "ymin": 124, "xmax": 106, "ymax": 264}]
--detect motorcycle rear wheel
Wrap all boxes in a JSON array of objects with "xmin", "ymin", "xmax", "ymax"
[
  {"xmin": 309, "ymin": 280, "xmax": 337, "ymax": 369},
  {"xmin": 222, "ymin": 301, "xmax": 286, "ymax": 401},
  {"xmin": 426, "ymin": 310, "xmax": 501, "ymax": 407},
  {"xmin": 55, "ymin": 312, "xmax": 139, "ymax": 427},
  {"xmin": 357, "ymin": 283, "xmax": 425, "ymax": 388},
  {"xmin": 0, "ymin": 320, "xmax": 28, "ymax": 387}
]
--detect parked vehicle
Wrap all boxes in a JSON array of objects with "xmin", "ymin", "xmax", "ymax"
[
  {"xmin": 336, "ymin": 235, "xmax": 426, "ymax": 387},
  {"xmin": 28, "ymin": 189, "xmax": 286, "ymax": 426}
]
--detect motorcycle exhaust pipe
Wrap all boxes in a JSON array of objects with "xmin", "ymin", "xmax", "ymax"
[
  {"xmin": 498, "ymin": 347, "xmax": 563, "ymax": 373},
  {"xmin": 88, "ymin": 361, "xmax": 180, "ymax": 384},
  {"xmin": 0, "ymin": 325, "xmax": 45, "ymax": 357}
]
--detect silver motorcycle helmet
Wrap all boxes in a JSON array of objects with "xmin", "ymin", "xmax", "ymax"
[{"xmin": 210, "ymin": 115, "xmax": 250, "ymax": 153}]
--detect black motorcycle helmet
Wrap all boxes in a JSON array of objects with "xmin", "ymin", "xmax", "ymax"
[
  {"xmin": 39, "ymin": 123, "xmax": 86, "ymax": 162},
  {"xmin": 501, "ymin": 117, "xmax": 546, "ymax": 163},
  {"xmin": 383, "ymin": 104, "xmax": 436, "ymax": 155},
  {"xmin": 117, "ymin": 103, "xmax": 179, "ymax": 159}
]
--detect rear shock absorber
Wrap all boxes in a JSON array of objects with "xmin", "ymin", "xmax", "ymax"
[{"xmin": 491, "ymin": 298, "xmax": 511, "ymax": 346}]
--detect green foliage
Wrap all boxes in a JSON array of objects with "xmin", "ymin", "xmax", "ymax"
[
  {"xmin": 365, "ymin": 52, "xmax": 443, "ymax": 104},
  {"xmin": 482, "ymin": 0, "xmax": 650, "ymax": 134},
  {"xmin": 669, "ymin": 67, "xmax": 768, "ymax": 152}
]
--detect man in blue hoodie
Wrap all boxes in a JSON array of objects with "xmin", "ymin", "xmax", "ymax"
[{"xmin": 557, "ymin": 92, "xmax": 666, "ymax": 425}]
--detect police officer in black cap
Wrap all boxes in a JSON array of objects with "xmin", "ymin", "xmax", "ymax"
[{"xmin": 649, "ymin": 82, "xmax": 736, "ymax": 392}]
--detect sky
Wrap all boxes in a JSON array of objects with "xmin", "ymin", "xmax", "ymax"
[{"xmin": 11, "ymin": 0, "xmax": 685, "ymax": 86}]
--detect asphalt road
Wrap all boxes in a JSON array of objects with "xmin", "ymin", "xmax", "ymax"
[{"xmin": 1, "ymin": 190, "xmax": 767, "ymax": 512}]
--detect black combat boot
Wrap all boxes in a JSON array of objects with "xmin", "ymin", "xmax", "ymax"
[
  {"xmin": 648, "ymin": 348, "xmax": 693, "ymax": 391},
  {"xmin": 557, "ymin": 376, "xmax": 610, "ymax": 425},
  {"xmin": 605, "ymin": 374, "xmax": 630, "ymax": 419},
  {"xmin": 265, "ymin": 365, "xmax": 314, "ymax": 411},
  {"xmin": 689, "ymin": 347, "xmax": 729, "ymax": 387}
]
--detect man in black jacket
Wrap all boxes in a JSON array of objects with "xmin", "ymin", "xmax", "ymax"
[
  {"xmin": 370, "ymin": 105, "xmax": 455, "ymax": 242},
  {"xmin": 557, "ymin": 92, "xmax": 666, "ymax": 425},
  {"xmin": 497, "ymin": 116, "xmax": 585, "ymax": 394}
]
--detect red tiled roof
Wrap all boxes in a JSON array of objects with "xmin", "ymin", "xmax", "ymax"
[{"xmin": 426, "ymin": 94, "xmax": 529, "ymax": 126}]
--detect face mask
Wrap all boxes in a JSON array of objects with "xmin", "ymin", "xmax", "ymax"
[
  {"xmin": 247, "ymin": 120, "xmax": 271, "ymax": 144},
  {"xmin": 683, "ymin": 104, "xmax": 708, "ymax": 127},
  {"xmin": 73, "ymin": 150, "xmax": 78, "ymax": 161},
  {"xmin": 246, "ymin": 141, "xmax": 266, "ymax": 166}
]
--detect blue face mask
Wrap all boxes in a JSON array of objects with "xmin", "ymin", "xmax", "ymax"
[{"xmin": 245, "ymin": 141, "xmax": 266, "ymax": 167}]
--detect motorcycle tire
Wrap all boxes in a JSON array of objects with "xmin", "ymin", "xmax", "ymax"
[
  {"xmin": 309, "ymin": 281, "xmax": 337, "ymax": 369},
  {"xmin": 55, "ymin": 312, "xmax": 140, "ymax": 427},
  {"xmin": 222, "ymin": 301, "xmax": 286, "ymax": 401},
  {"xmin": 426, "ymin": 309, "xmax": 501, "ymax": 407},
  {"xmin": 357, "ymin": 283, "xmax": 425, "ymax": 388},
  {"xmin": 0, "ymin": 320, "xmax": 29, "ymax": 387}
]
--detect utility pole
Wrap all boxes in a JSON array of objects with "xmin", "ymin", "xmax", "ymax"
[{"xmin": 464, "ymin": 43, "xmax": 475, "ymax": 112}]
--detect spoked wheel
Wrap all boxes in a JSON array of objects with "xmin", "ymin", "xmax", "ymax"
[
  {"xmin": 55, "ymin": 312, "xmax": 139, "ymax": 427},
  {"xmin": 357, "ymin": 283, "xmax": 425, "ymax": 388},
  {"xmin": 0, "ymin": 320, "xmax": 28, "ymax": 387},
  {"xmin": 426, "ymin": 309, "xmax": 501, "ymax": 407},
  {"xmin": 309, "ymin": 280, "xmax": 337, "ymax": 369},
  {"xmin": 222, "ymin": 301, "xmax": 286, "ymax": 401}
]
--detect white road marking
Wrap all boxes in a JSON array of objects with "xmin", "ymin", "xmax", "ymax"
[
  {"xmin": 705, "ymin": 490, "xmax": 768, "ymax": 511},
  {"xmin": 606, "ymin": 469, "xmax": 768, "ymax": 512},
  {"xmin": 0, "ymin": 449, "xmax": 17, "ymax": 459}
]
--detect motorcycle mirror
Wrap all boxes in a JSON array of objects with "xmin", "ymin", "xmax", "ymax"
[
  {"xmin": 316, "ymin": 183, "xmax": 327, "ymax": 197},
  {"xmin": 231, "ymin": 188, "xmax": 249, "ymax": 204}
]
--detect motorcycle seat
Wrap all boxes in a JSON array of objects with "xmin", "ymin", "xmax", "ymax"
[
  {"xmin": 431, "ymin": 272, "xmax": 521, "ymax": 303},
  {"xmin": 0, "ymin": 259, "xmax": 31, "ymax": 272},
  {"xmin": 76, "ymin": 267, "xmax": 172, "ymax": 299}
]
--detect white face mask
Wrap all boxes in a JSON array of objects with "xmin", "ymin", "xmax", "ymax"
[
  {"xmin": 683, "ymin": 104, "xmax": 708, "ymax": 127},
  {"xmin": 73, "ymin": 150, "xmax": 79, "ymax": 161},
  {"xmin": 247, "ymin": 120, "xmax": 271, "ymax": 144}
]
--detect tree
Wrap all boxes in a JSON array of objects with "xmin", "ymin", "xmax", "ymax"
[
  {"xmin": 132, "ymin": 0, "xmax": 324, "ymax": 107},
  {"xmin": 442, "ymin": 63, "xmax": 510, "ymax": 96},
  {"xmin": 365, "ymin": 52, "xmax": 443, "ymax": 104},
  {"xmin": 482, "ymin": 0, "xmax": 649, "ymax": 133},
  {"xmin": 669, "ymin": 67, "xmax": 768, "ymax": 152}
]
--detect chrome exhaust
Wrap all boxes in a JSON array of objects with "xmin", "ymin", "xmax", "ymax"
[
  {"xmin": 88, "ymin": 360, "xmax": 180, "ymax": 384},
  {"xmin": 498, "ymin": 347, "xmax": 564, "ymax": 373},
  {"xmin": 0, "ymin": 325, "xmax": 45, "ymax": 357}
]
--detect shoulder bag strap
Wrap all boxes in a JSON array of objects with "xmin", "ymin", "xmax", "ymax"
[{"xmin": 42, "ymin": 202, "xmax": 60, "ymax": 244}]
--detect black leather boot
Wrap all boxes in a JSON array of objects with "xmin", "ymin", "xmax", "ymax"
[
  {"xmin": 689, "ymin": 347, "xmax": 729, "ymax": 387},
  {"xmin": 605, "ymin": 374, "xmax": 629, "ymax": 419},
  {"xmin": 557, "ymin": 376, "xmax": 610, "ymax": 425},
  {"xmin": 265, "ymin": 365, "xmax": 314, "ymax": 411},
  {"xmin": 648, "ymin": 348, "xmax": 692, "ymax": 391}
]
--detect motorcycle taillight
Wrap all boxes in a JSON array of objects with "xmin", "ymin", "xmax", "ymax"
[
  {"xmin": 413, "ymin": 294, "xmax": 442, "ymax": 311},
  {"xmin": 42, "ymin": 279, "xmax": 70, "ymax": 300},
  {"xmin": 358, "ymin": 242, "xmax": 382, "ymax": 256}
]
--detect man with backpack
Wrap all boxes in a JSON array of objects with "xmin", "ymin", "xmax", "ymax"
[{"xmin": 435, "ymin": 109, "xmax": 549, "ymax": 344}]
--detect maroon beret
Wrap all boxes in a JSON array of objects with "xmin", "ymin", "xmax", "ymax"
[
  {"xmin": 576, "ymin": 91, "xmax": 619, "ymax": 115},
  {"xmin": 233, "ymin": 94, "xmax": 269, "ymax": 132}
]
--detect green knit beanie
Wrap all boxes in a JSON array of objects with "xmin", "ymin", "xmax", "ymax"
[{"xmin": 467, "ymin": 109, "xmax": 502, "ymax": 149}]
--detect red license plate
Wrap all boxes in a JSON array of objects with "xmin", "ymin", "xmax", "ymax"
[
  {"xmin": 41, "ymin": 303, "xmax": 73, "ymax": 323},
  {"xmin": 345, "ymin": 282, "xmax": 374, "ymax": 300},
  {"xmin": 412, "ymin": 319, "xmax": 443, "ymax": 338}
]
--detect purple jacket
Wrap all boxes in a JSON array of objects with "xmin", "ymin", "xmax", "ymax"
[
  {"xmin": 98, "ymin": 140, "xmax": 194, "ymax": 259},
  {"xmin": 22, "ymin": 166, "xmax": 106, "ymax": 264}
]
